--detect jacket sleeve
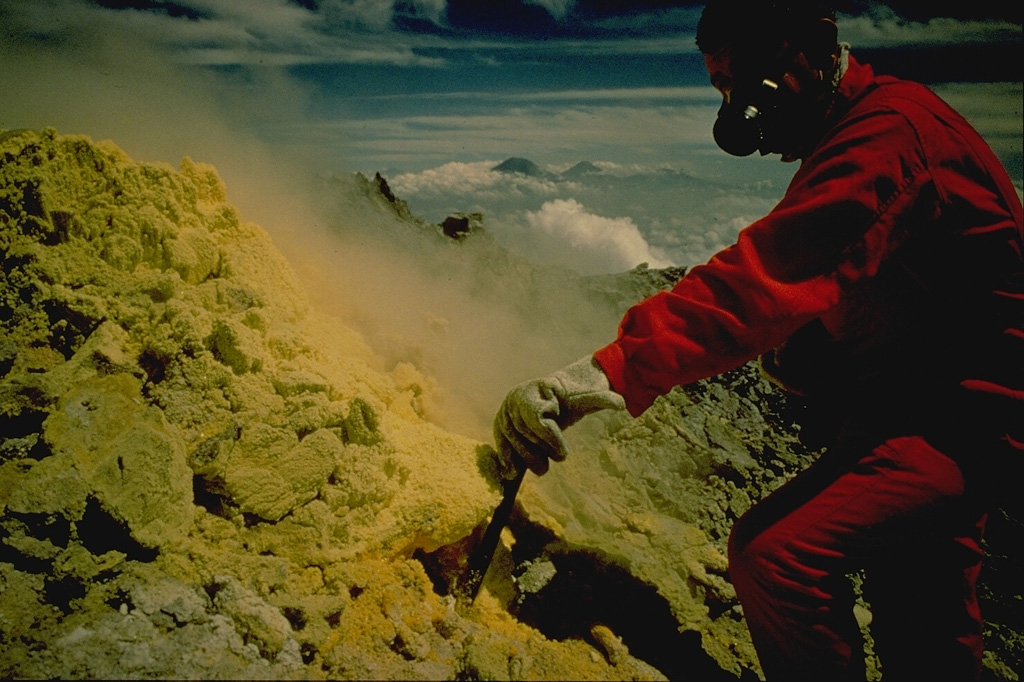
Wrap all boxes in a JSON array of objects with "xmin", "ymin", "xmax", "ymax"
[{"xmin": 594, "ymin": 104, "xmax": 932, "ymax": 416}]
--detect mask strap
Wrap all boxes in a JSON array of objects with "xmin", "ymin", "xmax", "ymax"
[{"xmin": 833, "ymin": 42, "xmax": 850, "ymax": 89}]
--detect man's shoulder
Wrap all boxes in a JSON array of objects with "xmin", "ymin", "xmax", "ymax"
[
  {"xmin": 851, "ymin": 75, "xmax": 939, "ymax": 116},
  {"xmin": 837, "ymin": 66, "xmax": 967, "ymax": 154},
  {"xmin": 841, "ymin": 55, "xmax": 945, "ymax": 119}
]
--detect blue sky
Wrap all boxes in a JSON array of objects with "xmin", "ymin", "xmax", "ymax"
[
  {"xmin": 1, "ymin": 0, "xmax": 1021, "ymax": 274},
  {"xmin": 2, "ymin": 0, "xmax": 1020, "ymax": 179}
]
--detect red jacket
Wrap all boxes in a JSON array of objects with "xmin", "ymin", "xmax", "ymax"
[{"xmin": 594, "ymin": 56, "xmax": 1023, "ymax": 462}]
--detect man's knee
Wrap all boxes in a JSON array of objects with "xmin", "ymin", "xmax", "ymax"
[{"xmin": 728, "ymin": 514, "xmax": 788, "ymax": 588}]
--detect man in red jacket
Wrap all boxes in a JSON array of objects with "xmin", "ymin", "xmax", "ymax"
[{"xmin": 493, "ymin": 1, "xmax": 1023, "ymax": 680}]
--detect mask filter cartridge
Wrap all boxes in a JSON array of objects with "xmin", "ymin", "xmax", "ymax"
[{"xmin": 712, "ymin": 78, "xmax": 779, "ymax": 157}]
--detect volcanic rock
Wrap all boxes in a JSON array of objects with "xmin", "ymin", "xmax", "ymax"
[{"xmin": 1, "ymin": 128, "xmax": 1020, "ymax": 681}]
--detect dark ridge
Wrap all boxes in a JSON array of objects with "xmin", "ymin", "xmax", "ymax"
[{"xmin": 513, "ymin": 548, "xmax": 747, "ymax": 681}]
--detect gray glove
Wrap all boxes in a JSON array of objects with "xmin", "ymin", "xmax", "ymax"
[{"xmin": 493, "ymin": 355, "xmax": 625, "ymax": 479}]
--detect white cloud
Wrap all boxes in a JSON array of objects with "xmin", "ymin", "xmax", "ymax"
[
  {"xmin": 0, "ymin": 0, "xmax": 446, "ymax": 68},
  {"xmin": 838, "ymin": 9, "xmax": 1020, "ymax": 49},
  {"xmin": 302, "ymin": 101, "xmax": 720, "ymax": 174},
  {"xmin": 318, "ymin": 0, "xmax": 397, "ymax": 31},
  {"xmin": 589, "ymin": 6, "xmax": 701, "ymax": 36},
  {"xmin": 171, "ymin": 0, "xmax": 449, "ymax": 67},
  {"xmin": 512, "ymin": 199, "xmax": 673, "ymax": 275},
  {"xmin": 406, "ymin": 0, "xmax": 448, "ymax": 25},
  {"xmin": 514, "ymin": 86, "xmax": 717, "ymax": 103},
  {"xmin": 392, "ymin": 161, "xmax": 500, "ymax": 194},
  {"xmin": 389, "ymin": 160, "xmax": 566, "ymax": 198},
  {"xmin": 524, "ymin": 0, "xmax": 575, "ymax": 20}
]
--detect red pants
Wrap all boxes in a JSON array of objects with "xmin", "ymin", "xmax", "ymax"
[{"xmin": 728, "ymin": 435, "xmax": 987, "ymax": 681}]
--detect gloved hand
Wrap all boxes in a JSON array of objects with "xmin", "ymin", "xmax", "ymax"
[{"xmin": 493, "ymin": 355, "xmax": 625, "ymax": 479}]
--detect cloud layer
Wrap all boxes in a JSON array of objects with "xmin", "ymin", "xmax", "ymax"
[
  {"xmin": 5, "ymin": 1, "xmax": 1018, "ymax": 70},
  {"xmin": 518, "ymin": 198, "xmax": 673, "ymax": 274}
]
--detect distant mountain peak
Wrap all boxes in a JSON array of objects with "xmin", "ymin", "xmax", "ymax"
[
  {"xmin": 562, "ymin": 161, "xmax": 602, "ymax": 179},
  {"xmin": 492, "ymin": 157, "xmax": 547, "ymax": 178}
]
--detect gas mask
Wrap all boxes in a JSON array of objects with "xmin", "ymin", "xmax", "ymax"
[{"xmin": 712, "ymin": 77, "xmax": 782, "ymax": 157}]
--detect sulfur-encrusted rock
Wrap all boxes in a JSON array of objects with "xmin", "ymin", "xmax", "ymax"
[
  {"xmin": 43, "ymin": 373, "xmax": 193, "ymax": 548},
  {"xmin": 2, "ymin": 128, "xmax": 680, "ymax": 681}
]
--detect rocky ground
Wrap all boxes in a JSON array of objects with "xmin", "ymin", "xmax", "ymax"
[{"xmin": 0, "ymin": 128, "xmax": 1020, "ymax": 679}]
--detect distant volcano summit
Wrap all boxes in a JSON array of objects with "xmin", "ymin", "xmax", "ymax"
[
  {"xmin": 491, "ymin": 157, "xmax": 549, "ymax": 177},
  {"xmin": 492, "ymin": 157, "xmax": 606, "ymax": 181},
  {"xmin": 562, "ymin": 161, "xmax": 603, "ymax": 179}
]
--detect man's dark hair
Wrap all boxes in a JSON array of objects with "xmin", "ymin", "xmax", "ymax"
[{"xmin": 696, "ymin": 0, "xmax": 836, "ymax": 55}]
